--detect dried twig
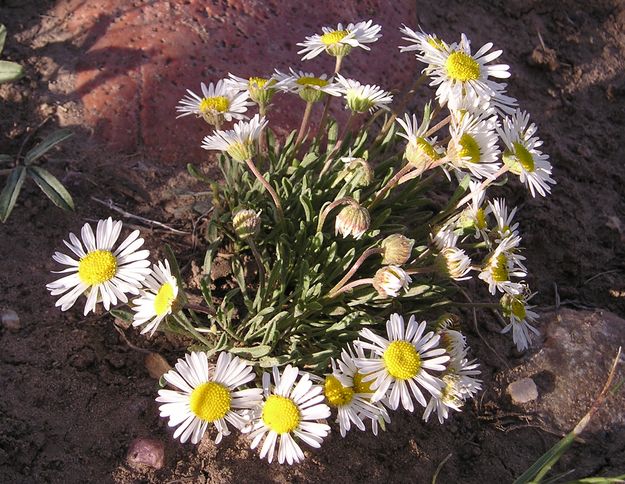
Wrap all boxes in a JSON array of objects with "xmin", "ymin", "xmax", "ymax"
[{"xmin": 91, "ymin": 196, "xmax": 190, "ymax": 235}]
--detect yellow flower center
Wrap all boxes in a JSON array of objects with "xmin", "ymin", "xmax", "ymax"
[
  {"xmin": 491, "ymin": 253, "xmax": 509, "ymax": 282},
  {"xmin": 321, "ymin": 30, "xmax": 349, "ymax": 45},
  {"xmin": 199, "ymin": 96, "xmax": 230, "ymax": 113},
  {"xmin": 475, "ymin": 208, "xmax": 487, "ymax": 230},
  {"xmin": 383, "ymin": 340, "xmax": 421, "ymax": 380},
  {"xmin": 249, "ymin": 76, "xmax": 270, "ymax": 88},
  {"xmin": 296, "ymin": 76, "xmax": 329, "ymax": 88},
  {"xmin": 511, "ymin": 299, "xmax": 526, "ymax": 319},
  {"xmin": 189, "ymin": 382, "xmax": 231, "ymax": 422},
  {"xmin": 441, "ymin": 374, "xmax": 462, "ymax": 406},
  {"xmin": 153, "ymin": 282, "xmax": 175, "ymax": 316},
  {"xmin": 445, "ymin": 51, "xmax": 481, "ymax": 82},
  {"xmin": 352, "ymin": 372, "xmax": 374, "ymax": 394},
  {"xmin": 513, "ymin": 142, "xmax": 535, "ymax": 172},
  {"xmin": 427, "ymin": 36, "xmax": 446, "ymax": 51},
  {"xmin": 324, "ymin": 375, "xmax": 354, "ymax": 407},
  {"xmin": 416, "ymin": 137, "xmax": 440, "ymax": 160},
  {"xmin": 458, "ymin": 133, "xmax": 481, "ymax": 163},
  {"xmin": 78, "ymin": 250, "xmax": 117, "ymax": 285},
  {"xmin": 262, "ymin": 395, "xmax": 300, "ymax": 434}
]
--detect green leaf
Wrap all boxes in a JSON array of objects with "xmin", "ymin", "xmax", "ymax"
[
  {"xmin": 512, "ymin": 431, "xmax": 576, "ymax": 484},
  {"xmin": 187, "ymin": 163, "xmax": 212, "ymax": 183},
  {"xmin": 326, "ymin": 119, "xmax": 339, "ymax": 151},
  {"xmin": 110, "ymin": 309, "xmax": 134, "ymax": 323},
  {"xmin": 0, "ymin": 60, "xmax": 23, "ymax": 84},
  {"xmin": 164, "ymin": 244, "xmax": 187, "ymax": 304},
  {"xmin": 24, "ymin": 129, "xmax": 73, "ymax": 165},
  {"xmin": 0, "ymin": 166, "xmax": 26, "ymax": 222},
  {"xmin": 27, "ymin": 166, "xmax": 74, "ymax": 211},
  {"xmin": 0, "ymin": 24, "xmax": 6, "ymax": 54},
  {"xmin": 229, "ymin": 345, "xmax": 272, "ymax": 358}
]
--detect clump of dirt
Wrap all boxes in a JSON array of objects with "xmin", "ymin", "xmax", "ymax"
[{"xmin": 1, "ymin": 1, "xmax": 625, "ymax": 483}]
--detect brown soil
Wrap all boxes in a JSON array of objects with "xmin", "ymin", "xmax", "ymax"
[{"xmin": 1, "ymin": 1, "xmax": 625, "ymax": 483}]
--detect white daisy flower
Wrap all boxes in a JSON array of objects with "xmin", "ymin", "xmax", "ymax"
[
  {"xmin": 201, "ymin": 114, "xmax": 268, "ymax": 162},
  {"xmin": 131, "ymin": 260, "xmax": 180, "ymax": 336},
  {"xmin": 156, "ymin": 351, "xmax": 263, "ymax": 444},
  {"xmin": 488, "ymin": 198, "xmax": 519, "ymax": 241},
  {"xmin": 423, "ymin": 358, "xmax": 481, "ymax": 424},
  {"xmin": 438, "ymin": 328, "xmax": 467, "ymax": 362},
  {"xmin": 458, "ymin": 180, "xmax": 490, "ymax": 239},
  {"xmin": 478, "ymin": 235, "xmax": 527, "ymax": 295},
  {"xmin": 324, "ymin": 346, "xmax": 386, "ymax": 437},
  {"xmin": 448, "ymin": 112, "xmax": 501, "ymax": 180},
  {"xmin": 47, "ymin": 217, "xmax": 151, "ymax": 316},
  {"xmin": 419, "ymin": 33, "xmax": 515, "ymax": 113},
  {"xmin": 245, "ymin": 365, "xmax": 331, "ymax": 465},
  {"xmin": 438, "ymin": 246, "xmax": 473, "ymax": 281},
  {"xmin": 499, "ymin": 109, "xmax": 555, "ymax": 197},
  {"xmin": 354, "ymin": 314, "xmax": 450, "ymax": 412},
  {"xmin": 431, "ymin": 224, "xmax": 458, "ymax": 251},
  {"xmin": 176, "ymin": 79, "xmax": 252, "ymax": 126},
  {"xmin": 274, "ymin": 69, "xmax": 342, "ymax": 103},
  {"xmin": 398, "ymin": 25, "xmax": 451, "ymax": 55},
  {"xmin": 500, "ymin": 289, "xmax": 540, "ymax": 351},
  {"xmin": 226, "ymin": 73, "xmax": 278, "ymax": 106},
  {"xmin": 335, "ymin": 74, "xmax": 393, "ymax": 113},
  {"xmin": 396, "ymin": 110, "xmax": 443, "ymax": 169},
  {"xmin": 372, "ymin": 266, "xmax": 412, "ymax": 298},
  {"xmin": 297, "ymin": 20, "xmax": 382, "ymax": 60}
]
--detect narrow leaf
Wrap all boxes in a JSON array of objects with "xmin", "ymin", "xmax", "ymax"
[
  {"xmin": 27, "ymin": 166, "xmax": 74, "ymax": 211},
  {"xmin": 0, "ymin": 60, "xmax": 24, "ymax": 84},
  {"xmin": 0, "ymin": 166, "xmax": 26, "ymax": 222},
  {"xmin": 24, "ymin": 129, "xmax": 73, "ymax": 164},
  {"xmin": 0, "ymin": 24, "xmax": 6, "ymax": 54}
]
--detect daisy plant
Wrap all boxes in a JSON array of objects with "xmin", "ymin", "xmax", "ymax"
[{"xmin": 49, "ymin": 20, "xmax": 556, "ymax": 465}]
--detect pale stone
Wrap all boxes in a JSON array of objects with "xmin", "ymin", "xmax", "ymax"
[{"xmin": 507, "ymin": 377, "xmax": 539, "ymax": 404}]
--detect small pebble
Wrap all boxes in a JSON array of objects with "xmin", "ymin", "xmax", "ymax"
[
  {"xmin": 1, "ymin": 309, "xmax": 21, "ymax": 331},
  {"xmin": 507, "ymin": 377, "xmax": 539, "ymax": 404},
  {"xmin": 126, "ymin": 438, "xmax": 165, "ymax": 470},
  {"xmin": 144, "ymin": 352, "xmax": 171, "ymax": 379}
]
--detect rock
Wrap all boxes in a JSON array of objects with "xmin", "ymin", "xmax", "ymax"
[
  {"xmin": 502, "ymin": 309, "xmax": 625, "ymax": 434},
  {"xmin": 507, "ymin": 377, "xmax": 538, "ymax": 404},
  {"xmin": 126, "ymin": 438, "xmax": 165, "ymax": 470},
  {"xmin": 1, "ymin": 309, "xmax": 21, "ymax": 331},
  {"xmin": 144, "ymin": 352, "xmax": 172, "ymax": 379}
]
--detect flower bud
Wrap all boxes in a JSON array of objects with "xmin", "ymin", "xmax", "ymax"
[
  {"xmin": 341, "ymin": 157, "xmax": 374, "ymax": 187},
  {"xmin": 232, "ymin": 209, "xmax": 261, "ymax": 240},
  {"xmin": 405, "ymin": 137, "xmax": 442, "ymax": 170},
  {"xmin": 248, "ymin": 77, "xmax": 277, "ymax": 106},
  {"xmin": 335, "ymin": 204, "xmax": 370, "ymax": 239},
  {"xmin": 381, "ymin": 234, "xmax": 415, "ymax": 265},
  {"xmin": 372, "ymin": 265, "xmax": 411, "ymax": 298},
  {"xmin": 436, "ymin": 247, "xmax": 472, "ymax": 281}
]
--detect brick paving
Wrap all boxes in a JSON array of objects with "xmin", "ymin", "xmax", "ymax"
[{"xmin": 52, "ymin": 0, "xmax": 416, "ymax": 161}]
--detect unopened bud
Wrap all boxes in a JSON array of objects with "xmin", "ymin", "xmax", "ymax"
[
  {"xmin": 335, "ymin": 204, "xmax": 370, "ymax": 239},
  {"xmin": 381, "ymin": 234, "xmax": 415, "ymax": 265},
  {"xmin": 342, "ymin": 157, "xmax": 374, "ymax": 187},
  {"xmin": 372, "ymin": 265, "xmax": 411, "ymax": 298},
  {"xmin": 248, "ymin": 76, "xmax": 277, "ymax": 106},
  {"xmin": 233, "ymin": 209, "xmax": 261, "ymax": 240}
]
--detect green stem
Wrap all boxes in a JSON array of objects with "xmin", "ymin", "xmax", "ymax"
[
  {"xmin": 295, "ymin": 101, "xmax": 314, "ymax": 147},
  {"xmin": 320, "ymin": 112, "xmax": 355, "ymax": 176},
  {"xmin": 368, "ymin": 163, "xmax": 414, "ymax": 210},
  {"xmin": 327, "ymin": 247, "xmax": 384, "ymax": 298},
  {"xmin": 328, "ymin": 277, "xmax": 374, "ymax": 298},
  {"xmin": 248, "ymin": 238, "xmax": 266, "ymax": 291},
  {"xmin": 244, "ymin": 158, "xmax": 284, "ymax": 221},
  {"xmin": 316, "ymin": 196, "xmax": 359, "ymax": 233}
]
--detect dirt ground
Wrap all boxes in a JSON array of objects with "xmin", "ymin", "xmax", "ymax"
[{"xmin": 1, "ymin": 0, "xmax": 625, "ymax": 483}]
